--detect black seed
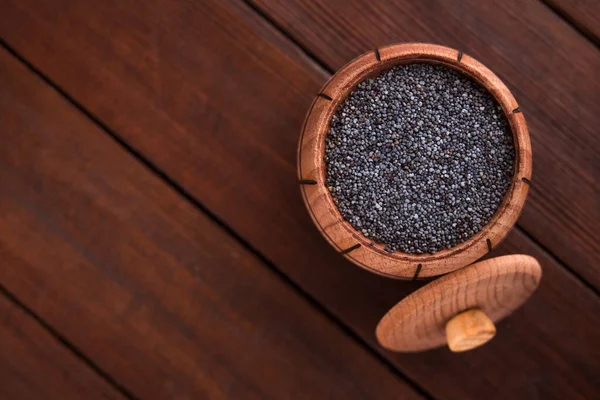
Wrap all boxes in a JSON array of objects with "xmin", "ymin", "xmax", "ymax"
[{"xmin": 325, "ymin": 63, "xmax": 514, "ymax": 254}]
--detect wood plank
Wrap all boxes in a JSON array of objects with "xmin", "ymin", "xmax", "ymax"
[
  {"xmin": 0, "ymin": 48, "xmax": 423, "ymax": 400},
  {"xmin": 0, "ymin": 292, "xmax": 124, "ymax": 400},
  {"xmin": 248, "ymin": 0, "xmax": 600, "ymax": 289},
  {"xmin": 0, "ymin": 0, "xmax": 599, "ymax": 398},
  {"xmin": 545, "ymin": 0, "xmax": 600, "ymax": 44}
]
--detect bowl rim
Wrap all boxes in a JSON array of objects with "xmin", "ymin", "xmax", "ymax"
[{"xmin": 297, "ymin": 43, "xmax": 532, "ymax": 279}]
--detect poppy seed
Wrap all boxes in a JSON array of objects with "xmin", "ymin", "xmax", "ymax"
[{"xmin": 325, "ymin": 63, "xmax": 514, "ymax": 254}]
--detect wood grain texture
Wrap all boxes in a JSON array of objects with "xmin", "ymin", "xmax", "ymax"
[
  {"xmin": 1, "ymin": 0, "xmax": 599, "ymax": 398},
  {"xmin": 250, "ymin": 0, "xmax": 600, "ymax": 289},
  {"xmin": 300, "ymin": 43, "xmax": 531, "ymax": 278},
  {"xmin": 0, "ymin": 49, "xmax": 423, "ymax": 400},
  {"xmin": 0, "ymin": 294, "xmax": 123, "ymax": 400},
  {"xmin": 545, "ymin": 0, "xmax": 600, "ymax": 44},
  {"xmin": 376, "ymin": 255, "xmax": 541, "ymax": 352}
]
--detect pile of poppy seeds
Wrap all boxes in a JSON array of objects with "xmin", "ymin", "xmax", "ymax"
[{"xmin": 326, "ymin": 63, "xmax": 515, "ymax": 254}]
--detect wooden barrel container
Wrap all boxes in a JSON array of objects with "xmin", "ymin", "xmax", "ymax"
[{"xmin": 297, "ymin": 43, "xmax": 532, "ymax": 280}]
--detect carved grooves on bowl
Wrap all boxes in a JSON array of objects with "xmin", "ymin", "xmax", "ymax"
[{"xmin": 298, "ymin": 43, "xmax": 532, "ymax": 279}]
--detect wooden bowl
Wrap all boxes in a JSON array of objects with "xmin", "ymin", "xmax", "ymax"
[{"xmin": 297, "ymin": 43, "xmax": 532, "ymax": 279}]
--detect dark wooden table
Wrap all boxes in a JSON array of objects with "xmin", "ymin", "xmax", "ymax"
[{"xmin": 1, "ymin": 1, "xmax": 599, "ymax": 399}]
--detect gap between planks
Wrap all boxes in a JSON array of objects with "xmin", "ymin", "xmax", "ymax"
[
  {"xmin": 1, "ymin": 1, "xmax": 596, "ymax": 396},
  {"xmin": 541, "ymin": 0, "xmax": 600, "ymax": 49},
  {"xmin": 3, "ymin": 1, "xmax": 599, "ymax": 393},
  {"xmin": 0, "ymin": 39, "xmax": 437, "ymax": 400},
  {"xmin": 239, "ymin": 0, "xmax": 599, "ymax": 298},
  {"xmin": 0, "ymin": 284, "xmax": 139, "ymax": 400}
]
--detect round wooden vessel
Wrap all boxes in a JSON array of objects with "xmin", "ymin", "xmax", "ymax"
[{"xmin": 297, "ymin": 43, "xmax": 532, "ymax": 279}]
